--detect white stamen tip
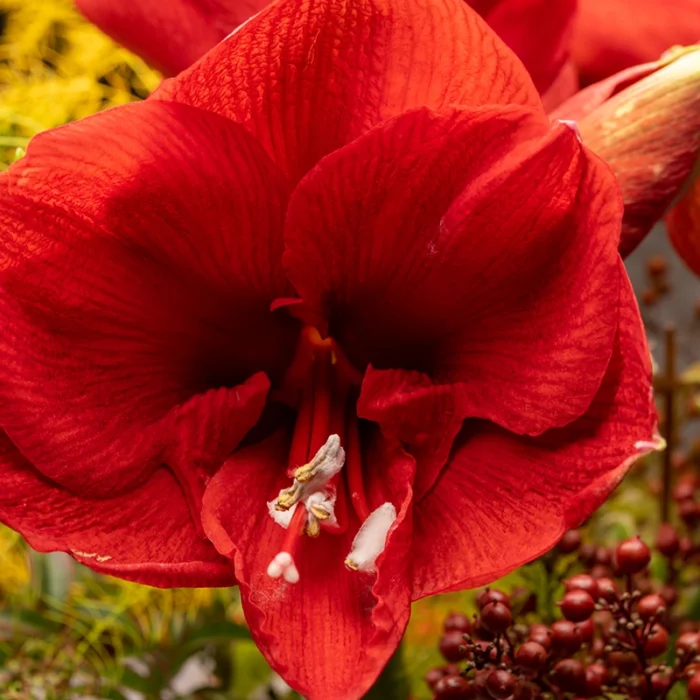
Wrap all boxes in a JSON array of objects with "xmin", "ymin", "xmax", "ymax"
[
  {"xmin": 267, "ymin": 551, "xmax": 299, "ymax": 583},
  {"xmin": 267, "ymin": 560, "xmax": 283, "ymax": 578},
  {"xmin": 346, "ymin": 502, "xmax": 397, "ymax": 573},
  {"xmin": 283, "ymin": 564, "xmax": 300, "ymax": 584}
]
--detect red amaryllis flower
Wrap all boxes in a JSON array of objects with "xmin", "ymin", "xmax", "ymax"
[
  {"xmin": 668, "ymin": 178, "xmax": 700, "ymax": 277},
  {"xmin": 572, "ymin": 0, "xmax": 700, "ymax": 84},
  {"xmin": 75, "ymin": 0, "xmax": 576, "ymax": 102},
  {"xmin": 552, "ymin": 48, "xmax": 700, "ymax": 260},
  {"xmin": 2, "ymin": 0, "xmax": 657, "ymax": 696}
]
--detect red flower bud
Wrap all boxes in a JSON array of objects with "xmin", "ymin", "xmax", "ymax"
[{"xmin": 554, "ymin": 47, "xmax": 700, "ymax": 258}]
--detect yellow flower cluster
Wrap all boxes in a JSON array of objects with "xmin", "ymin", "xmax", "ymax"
[{"xmin": 0, "ymin": 0, "xmax": 160, "ymax": 168}]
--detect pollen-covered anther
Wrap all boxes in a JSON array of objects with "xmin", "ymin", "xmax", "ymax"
[
  {"xmin": 309, "ymin": 503, "xmax": 331, "ymax": 520},
  {"xmin": 271, "ymin": 434, "xmax": 345, "ymax": 511},
  {"xmin": 266, "ymin": 551, "xmax": 300, "ymax": 584},
  {"xmin": 306, "ymin": 519, "xmax": 321, "ymax": 538}
]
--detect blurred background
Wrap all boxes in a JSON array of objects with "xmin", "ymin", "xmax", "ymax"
[{"xmin": 1, "ymin": 1, "xmax": 700, "ymax": 699}]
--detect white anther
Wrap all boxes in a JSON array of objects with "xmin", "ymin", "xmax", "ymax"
[
  {"xmin": 266, "ymin": 551, "xmax": 299, "ymax": 584},
  {"xmin": 345, "ymin": 503, "xmax": 397, "ymax": 573}
]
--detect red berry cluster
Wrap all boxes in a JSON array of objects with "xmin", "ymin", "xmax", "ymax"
[{"xmin": 426, "ymin": 532, "xmax": 700, "ymax": 699}]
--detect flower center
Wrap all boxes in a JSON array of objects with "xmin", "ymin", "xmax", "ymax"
[{"xmin": 265, "ymin": 327, "xmax": 396, "ymax": 584}]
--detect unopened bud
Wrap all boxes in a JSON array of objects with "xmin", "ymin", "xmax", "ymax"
[{"xmin": 553, "ymin": 47, "xmax": 700, "ymax": 258}]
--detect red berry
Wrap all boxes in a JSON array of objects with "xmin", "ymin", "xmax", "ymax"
[
  {"xmin": 481, "ymin": 602, "xmax": 512, "ymax": 635},
  {"xmin": 472, "ymin": 616, "xmax": 496, "ymax": 641},
  {"xmin": 434, "ymin": 675, "xmax": 473, "ymax": 699},
  {"xmin": 677, "ymin": 632, "xmax": 700, "ymax": 655},
  {"xmin": 615, "ymin": 537, "xmax": 651, "ymax": 574},
  {"xmin": 656, "ymin": 523, "xmax": 680, "ymax": 557},
  {"xmin": 485, "ymin": 670, "xmax": 515, "ymax": 699},
  {"xmin": 550, "ymin": 620, "xmax": 582, "ymax": 655},
  {"xmin": 512, "ymin": 681, "xmax": 537, "ymax": 700},
  {"xmin": 650, "ymin": 671, "xmax": 672, "ymax": 693},
  {"xmin": 477, "ymin": 588, "xmax": 510, "ymax": 610},
  {"xmin": 680, "ymin": 500, "xmax": 700, "ymax": 525},
  {"xmin": 608, "ymin": 651, "xmax": 639, "ymax": 675},
  {"xmin": 584, "ymin": 664, "xmax": 608, "ymax": 696},
  {"xmin": 636, "ymin": 594, "xmax": 666, "ymax": 621},
  {"xmin": 560, "ymin": 590, "xmax": 595, "ymax": 622},
  {"xmin": 673, "ymin": 477, "xmax": 696, "ymax": 502},
  {"xmin": 425, "ymin": 667, "xmax": 447, "ymax": 690},
  {"xmin": 643, "ymin": 625, "xmax": 669, "ymax": 657},
  {"xmin": 557, "ymin": 530, "xmax": 582, "ymax": 554},
  {"xmin": 578, "ymin": 543, "xmax": 597, "ymax": 566},
  {"xmin": 565, "ymin": 574, "xmax": 599, "ymax": 600},
  {"xmin": 551, "ymin": 659, "xmax": 586, "ymax": 693},
  {"xmin": 660, "ymin": 584, "xmax": 679, "ymax": 607},
  {"xmin": 439, "ymin": 630, "xmax": 468, "ymax": 662},
  {"xmin": 689, "ymin": 672, "xmax": 700, "ymax": 700},
  {"xmin": 595, "ymin": 577, "xmax": 618, "ymax": 602},
  {"xmin": 528, "ymin": 623, "xmax": 552, "ymax": 651},
  {"xmin": 515, "ymin": 641, "xmax": 548, "ymax": 672},
  {"xmin": 577, "ymin": 618, "xmax": 595, "ymax": 643},
  {"xmin": 444, "ymin": 612, "xmax": 472, "ymax": 634},
  {"xmin": 594, "ymin": 547, "xmax": 612, "ymax": 566}
]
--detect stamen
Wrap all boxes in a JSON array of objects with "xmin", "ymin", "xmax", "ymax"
[{"xmin": 345, "ymin": 502, "xmax": 397, "ymax": 573}]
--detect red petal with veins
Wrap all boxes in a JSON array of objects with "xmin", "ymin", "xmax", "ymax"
[
  {"xmin": 0, "ymin": 430, "xmax": 233, "ymax": 587},
  {"xmin": 155, "ymin": 0, "xmax": 543, "ymax": 181},
  {"xmin": 412, "ymin": 270, "xmax": 659, "ymax": 596},
  {"xmin": 668, "ymin": 177, "xmax": 700, "ymax": 277},
  {"xmin": 76, "ymin": 0, "xmax": 267, "ymax": 76},
  {"xmin": 284, "ymin": 106, "xmax": 623, "ymax": 491},
  {"xmin": 202, "ymin": 428, "xmax": 415, "ymax": 700},
  {"xmin": 572, "ymin": 0, "xmax": 700, "ymax": 84},
  {"xmin": 0, "ymin": 100, "xmax": 294, "ymax": 505},
  {"xmin": 476, "ymin": 0, "xmax": 576, "ymax": 97}
]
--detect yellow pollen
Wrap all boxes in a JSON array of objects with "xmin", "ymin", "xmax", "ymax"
[
  {"xmin": 309, "ymin": 503, "xmax": 331, "ymax": 520},
  {"xmin": 293, "ymin": 463, "xmax": 316, "ymax": 483},
  {"xmin": 344, "ymin": 558, "xmax": 359, "ymax": 571},
  {"xmin": 306, "ymin": 520, "xmax": 321, "ymax": 538},
  {"xmin": 275, "ymin": 487, "xmax": 300, "ymax": 511}
]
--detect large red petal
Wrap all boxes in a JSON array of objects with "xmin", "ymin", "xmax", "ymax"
[
  {"xmin": 201, "ymin": 428, "xmax": 415, "ymax": 700},
  {"xmin": 76, "ymin": 0, "xmax": 268, "ymax": 76},
  {"xmin": 479, "ymin": 0, "xmax": 576, "ymax": 96},
  {"xmin": 412, "ymin": 271, "xmax": 659, "ymax": 597},
  {"xmin": 668, "ymin": 177, "xmax": 700, "ymax": 277},
  {"xmin": 155, "ymin": 0, "xmax": 543, "ymax": 181},
  {"xmin": 0, "ymin": 430, "xmax": 233, "ymax": 588},
  {"xmin": 285, "ymin": 106, "xmax": 623, "ymax": 462},
  {"xmin": 0, "ymin": 101, "xmax": 294, "ymax": 498},
  {"xmin": 572, "ymin": 0, "xmax": 700, "ymax": 84}
]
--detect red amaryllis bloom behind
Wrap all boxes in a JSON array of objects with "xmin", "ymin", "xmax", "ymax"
[
  {"xmin": 1, "ymin": 0, "xmax": 657, "ymax": 696},
  {"xmin": 572, "ymin": 0, "xmax": 700, "ymax": 84},
  {"xmin": 551, "ymin": 48, "xmax": 700, "ymax": 261},
  {"xmin": 75, "ymin": 0, "xmax": 576, "ymax": 102}
]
